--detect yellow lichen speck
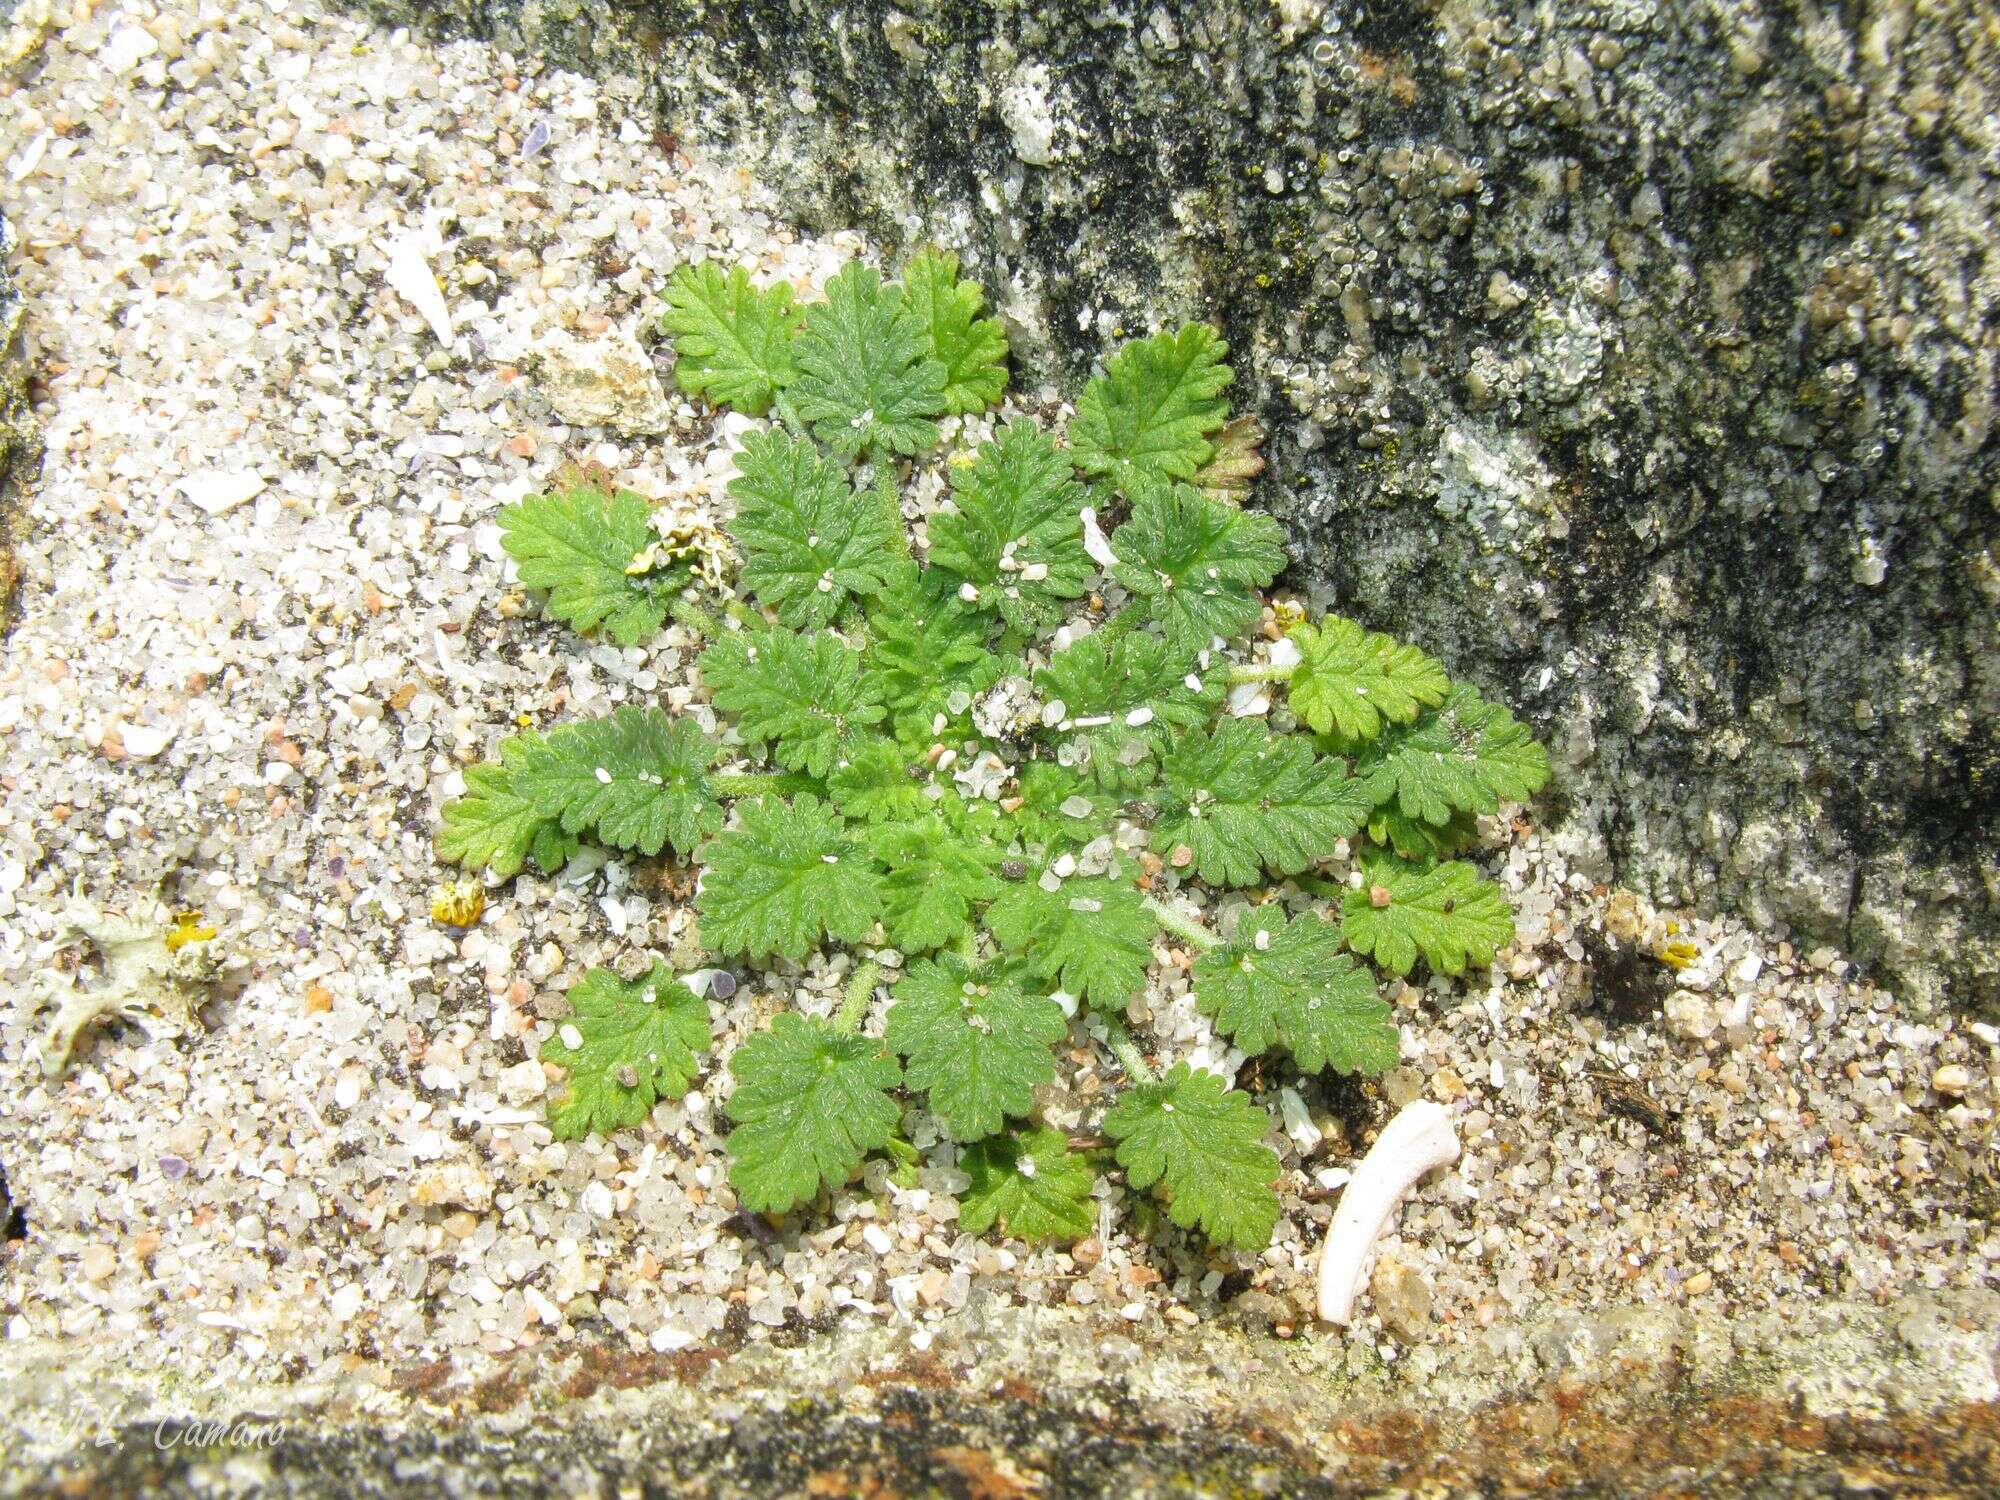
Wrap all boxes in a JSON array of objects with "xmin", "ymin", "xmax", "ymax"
[
  {"xmin": 164, "ymin": 910, "xmax": 218, "ymax": 953},
  {"xmin": 1656, "ymin": 939, "xmax": 1699, "ymax": 971},
  {"xmin": 430, "ymin": 880, "xmax": 486, "ymax": 927},
  {"xmin": 626, "ymin": 515, "xmax": 736, "ymax": 596}
]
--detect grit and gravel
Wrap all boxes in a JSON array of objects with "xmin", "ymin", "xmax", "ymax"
[{"xmin": 0, "ymin": 0, "xmax": 1994, "ymax": 1420}]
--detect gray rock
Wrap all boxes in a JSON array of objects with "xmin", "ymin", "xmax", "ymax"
[
  {"xmin": 351, "ymin": 0, "xmax": 1997, "ymax": 1012},
  {"xmin": 536, "ymin": 322, "xmax": 673, "ymax": 435}
]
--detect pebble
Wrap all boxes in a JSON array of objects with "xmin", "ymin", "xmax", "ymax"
[
  {"xmin": 1931, "ymin": 1064, "xmax": 1972, "ymax": 1098},
  {"xmin": 80, "ymin": 1244, "xmax": 117, "ymax": 1284},
  {"xmin": 1371, "ymin": 1256, "xmax": 1433, "ymax": 1340}
]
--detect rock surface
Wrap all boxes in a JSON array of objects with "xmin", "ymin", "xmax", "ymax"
[
  {"xmin": 352, "ymin": 0, "xmax": 2000, "ymax": 1012},
  {"xmin": 7, "ymin": 1293, "xmax": 1999, "ymax": 1497},
  {"xmin": 536, "ymin": 321, "xmax": 673, "ymax": 434}
]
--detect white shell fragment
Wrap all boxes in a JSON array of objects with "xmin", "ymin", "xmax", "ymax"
[
  {"xmin": 1080, "ymin": 507, "xmax": 1120, "ymax": 569},
  {"xmin": 177, "ymin": 468, "xmax": 266, "ymax": 516},
  {"xmin": 1316, "ymin": 1099, "xmax": 1461, "ymax": 1326},
  {"xmin": 384, "ymin": 228, "xmax": 455, "ymax": 345}
]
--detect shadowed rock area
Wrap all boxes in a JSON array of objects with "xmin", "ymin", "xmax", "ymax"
[
  {"xmin": 355, "ymin": 0, "xmax": 1999, "ymax": 1012},
  {"xmin": 0, "ymin": 206, "xmax": 36, "ymax": 630}
]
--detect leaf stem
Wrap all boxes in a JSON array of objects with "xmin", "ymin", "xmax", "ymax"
[
  {"xmin": 773, "ymin": 389, "xmax": 808, "ymax": 437},
  {"xmin": 670, "ymin": 597, "xmax": 724, "ymax": 639},
  {"xmin": 1100, "ymin": 1014, "xmax": 1157, "ymax": 1084},
  {"xmin": 709, "ymin": 771, "xmax": 803, "ymax": 799},
  {"xmin": 1142, "ymin": 894, "xmax": 1221, "ymax": 951},
  {"xmin": 1226, "ymin": 662, "xmax": 1294, "ymax": 685},
  {"xmin": 1296, "ymin": 874, "xmax": 1348, "ymax": 903},
  {"xmin": 834, "ymin": 959, "xmax": 883, "ymax": 1035}
]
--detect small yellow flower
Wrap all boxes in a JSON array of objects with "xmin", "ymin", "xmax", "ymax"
[
  {"xmin": 430, "ymin": 880, "xmax": 486, "ymax": 927},
  {"xmin": 164, "ymin": 911, "xmax": 218, "ymax": 953}
]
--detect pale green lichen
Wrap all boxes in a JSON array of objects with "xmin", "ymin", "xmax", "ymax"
[{"xmin": 31, "ymin": 892, "xmax": 235, "ymax": 1078}]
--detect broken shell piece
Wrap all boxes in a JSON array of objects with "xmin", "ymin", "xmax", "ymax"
[
  {"xmin": 384, "ymin": 229, "xmax": 455, "ymax": 346},
  {"xmin": 1080, "ymin": 507, "xmax": 1120, "ymax": 569},
  {"xmin": 1317, "ymin": 1099, "xmax": 1461, "ymax": 1326}
]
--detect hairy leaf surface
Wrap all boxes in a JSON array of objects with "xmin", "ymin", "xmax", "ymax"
[
  {"xmin": 511, "ymin": 707, "xmax": 721, "ymax": 857},
  {"xmin": 1103, "ymin": 1064, "xmax": 1280, "ymax": 1250},
  {"xmin": 887, "ymin": 955, "xmax": 1063, "ymax": 1140},
  {"xmin": 696, "ymin": 795, "xmax": 884, "ymax": 961},
  {"xmin": 499, "ymin": 486, "xmax": 682, "ymax": 646},
  {"xmin": 725, "ymin": 1013, "xmax": 901, "ymax": 1212},
  {"xmin": 700, "ymin": 627, "xmax": 885, "ymax": 779},
  {"xmin": 1111, "ymin": 485, "xmax": 1288, "ymax": 657},
  {"xmin": 901, "ymin": 248, "xmax": 1009, "ymax": 415},
  {"xmin": 438, "ymin": 733, "xmax": 579, "ymax": 878},
  {"xmin": 727, "ymin": 428, "xmax": 899, "ymax": 628},
  {"xmin": 1151, "ymin": 719, "xmax": 1371, "ymax": 887},
  {"xmin": 986, "ymin": 875, "xmax": 1154, "ymax": 1011},
  {"xmin": 1194, "ymin": 907, "xmax": 1397, "ymax": 1074},
  {"xmin": 1354, "ymin": 685, "xmax": 1552, "ymax": 826},
  {"xmin": 542, "ymin": 963, "xmax": 711, "ymax": 1138},
  {"xmin": 1069, "ymin": 324, "xmax": 1232, "ymax": 500},
  {"xmin": 658, "ymin": 261, "xmax": 798, "ymax": 414},
  {"xmin": 1341, "ymin": 856, "xmax": 1514, "ymax": 977},
  {"xmin": 957, "ymin": 1127, "xmax": 1096, "ymax": 1242},
  {"xmin": 789, "ymin": 261, "xmax": 946, "ymax": 459},
  {"xmin": 1034, "ymin": 629, "xmax": 1224, "ymax": 792},
  {"xmin": 1285, "ymin": 617, "xmax": 1450, "ymax": 743},
  {"xmin": 928, "ymin": 421, "xmax": 1092, "ymax": 631}
]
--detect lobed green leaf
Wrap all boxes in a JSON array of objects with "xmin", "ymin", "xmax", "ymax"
[
  {"xmin": 1285, "ymin": 617, "xmax": 1450, "ymax": 744},
  {"xmin": 696, "ymin": 794, "xmax": 884, "ymax": 962},
  {"xmin": 542, "ymin": 962, "xmax": 712, "ymax": 1139},
  {"xmin": 727, "ymin": 427, "xmax": 900, "ymax": 628},
  {"xmin": 1193, "ymin": 906, "xmax": 1398, "ymax": 1074},
  {"xmin": 1103, "ymin": 1063, "xmax": 1280, "ymax": 1251},
  {"xmin": 1354, "ymin": 684, "xmax": 1552, "ymax": 827},
  {"xmin": 725, "ymin": 1013, "xmax": 902, "ymax": 1213},
  {"xmin": 789, "ymin": 261, "xmax": 946, "ymax": 460},
  {"xmin": 957, "ymin": 1127, "xmax": 1096, "ymax": 1242},
  {"xmin": 901, "ymin": 247, "xmax": 1009, "ymax": 415},
  {"xmin": 498, "ymin": 485, "xmax": 683, "ymax": 646},
  {"xmin": 1341, "ymin": 856, "xmax": 1514, "ymax": 977},
  {"xmin": 1069, "ymin": 324, "xmax": 1233, "ymax": 501},
  {"xmin": 438, "ymin": 733, "xmax": 580, "ymax": 878},
  {"xmin": 658, "ymin": 261, "xmax": 799, "ymax": 414},
  {"xmin": 700, "ymin": 627, "xmax": 885, "ymax": 779},
  {"xmin": 928, "ymin": 421, "xmax": 1093, "ymax": 631},
  {"xmin": 886, "ymin": 955, "xmax": 1063, "ymax": 1140},
  {"xmin": 1111, "ymin": 485, "xmax": 1288, "ymax": 658},
  {"xmin": 510, "ymin": 707, "xmax": 722, "ymax": 857},
  {"xmin": 1151, "ymin": 719, "xmax": 1371, "ymax": 887},
  {"xmin": 986, "ymin": 875, "xmax": 1154, "ymax": 1011}
]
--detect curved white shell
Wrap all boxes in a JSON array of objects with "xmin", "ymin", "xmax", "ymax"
[{"xmin": 1316, "ymin": 1099, "xmax": 1461, "ymax": 1326}]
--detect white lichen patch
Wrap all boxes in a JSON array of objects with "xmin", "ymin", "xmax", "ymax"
[
  {"xmin": 1431, "ymin": 423, "xmax": 1567, "ymax": 554},
  {"xmin": 28, "ymin": 891, "xmax": 235, "ymax": 1078}
]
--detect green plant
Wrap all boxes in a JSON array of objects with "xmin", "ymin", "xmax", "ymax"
[{"xmin": 437, "ymin": 250, "xmax": 1550, "ymax": 1253}]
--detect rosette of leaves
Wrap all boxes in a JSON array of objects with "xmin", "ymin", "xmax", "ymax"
[{"xmin": 437, "ymin": 249, "xmax": 1550, "ymax": 1256}]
